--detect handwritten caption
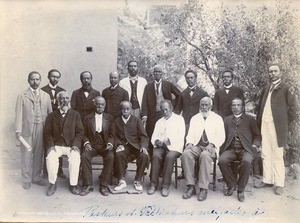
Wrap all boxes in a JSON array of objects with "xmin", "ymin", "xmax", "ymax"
[{"xmin": 80, "ymin": 205, "xmax": 265, "ymax": 220}]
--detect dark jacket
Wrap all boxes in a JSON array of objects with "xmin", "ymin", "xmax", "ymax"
[
  {"xmin": 256, "ymin": 82, "xmax": 298, "ymax": 147},
  {"xmin": 102, "ymin": 85, "xmax": 129, "ymax": 118},
  {"xmin": 213, "ymin": 86, "xmax": 244, "ymax": 119},
  {"xmin": 44, "ymin": 109, "xmax": 84, "ymax": 149},
  {"xmin": 174, "ymin": 86, "xmax": 208, "ymax": 125},
  {"xmin": 41, "ymin": 84, "xmax": 65, "ymax": 111},
  {"xmin": 111, "ymin": 115, "xmax": 149, "ymax": 150},
  {"xmin": 221, "ymin": 113, "xmax": 261, "ymax": 157},
  {"xmin": 71, "ymin": 87, "xmax": 100, "ymax": 118},
  {"xmin": 82, "ymin": 112, "xmax": 114, "ymax": 150}
]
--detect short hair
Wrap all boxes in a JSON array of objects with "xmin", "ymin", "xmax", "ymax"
[
  {"xmin": 94, "ymin": 96, "xmax": 106, "ymax": 104},
  {"xmin": 231, "ymin": 97, "xmax": 244, "ymax": 106},
  {"xmin": 109, "ymin": 71, "xmax": 120, "ymax": 78},
  {"xmin": 48, "ymin": 69, "xmax": 61, "ymax": 77},
  {"xmin": 222, "ymin": 70, "xmax": 233, "ymax": 78},
  {"xmin": 200, "ymin": 96, "xmax": 213, "ymax": 106},
  {"xmin": 268, "ymin": 63, "xmax": 281, "ymax": 70},
  {"xmin": 56, "ymin": 91, "xmax": 68, "ymax": 101},
  {"xmin": 80, "ymin": 71, "xmax": 93, "ymax": 80},
  {"xmin": 153, "ymin": 64, "xmax": 163, "ymax": 72},
  {"xmin": 28, "ymin": 71, "xmax": 41, "ymax": 80},
  {"xmin": 120, "ymin": 101, "xmax": 132, "ymax": 109},
  {"xmin": 184, "ymin": 69, "xmax": 197, "ymax": 78},
  {"xmin": 160, "ymin": 99, "xmax": 173, "ymax": 110},
  {"xmin": 127, "ymin": 60, "xmax": 138, "ymax": 67}
]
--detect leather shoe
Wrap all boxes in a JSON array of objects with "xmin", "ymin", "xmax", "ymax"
[
  {"xmin": 182, "ymin": 185, "xmax": 195, "ymax": 199},
  {"xmin": 178, "ymin": 172, "xmax": 185, "ymax": 180},
  {"xmin": 57, "ymin": 169, "xmax": 66, "ymax": 179},
  {"xmin": 32, "ymin": 179, "xmax": 47, "ymax": 186},
  {"xmin": 99, "ymin": 186, "xmax": 110, "ymax": 196},
  {"xmin": 224, "ymin": 187, "xmax": 235, "ymax": 196},
  {"xmin": 80, "ymin": 185, "xmax": 94, "ymax": 196},
  {"xmin": 254, "ymin": 182, "xmax": 273, "ymax": 188},
  {"xmin": 147, "ymin": 186, "xmax": 156, "ymax": 195},
  {"xmin": 69, "ymin": 185, "xmax": 80, "ymax": 195},
  {"xmin": 237, "ymin": 191, "xmax": 245, "ymax": 202},
  {"xmin": 275, "ymin": 186, "xmax": 284, "ymax": 195},
  {"xmin": 23, "ymin": 182, "xmax": 31, "ymax": 190},
  {"xmin": 46, "ymin": 183, "xmax": 57, "ymax": 196},
  {"xmin": 161, "ymin": 188, "xmax": 170, "ymax": 197},
  {"xmin": 198, "ymin": 188, "xmax": 208, "ymax": 201}
]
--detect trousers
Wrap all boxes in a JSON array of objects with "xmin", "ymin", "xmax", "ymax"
[
  {"xmin": 182, "ymin": 146, "xmax": 214, "ymax": 189},
  {"xmin": 20, "ymin": 123, "xmax": 44, "ymax": 183},
  {"xmin": 150, "ymin": 147, "xmax": 180, "ymax": 189},
  {"xmin": 46, "ymin": 146, "xmax": 80, "ymax": 186}
]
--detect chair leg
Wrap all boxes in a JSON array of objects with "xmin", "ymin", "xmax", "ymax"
[
  {"xmin": 174, "ymin": 159, "xmax": 178, "ymax": 189},
  {"xmin": 213, "ymin": 158, "xmax": 217, "ymax": 191}
]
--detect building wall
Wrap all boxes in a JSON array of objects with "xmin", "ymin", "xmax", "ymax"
[{"xmin": 0, "ymin": 1, "xmax": 118, "ymax": 155}]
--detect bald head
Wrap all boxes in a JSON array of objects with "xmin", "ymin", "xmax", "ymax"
[{"xmin": 109, "ymin": 71, "xmax": 120, "ymax": 87}]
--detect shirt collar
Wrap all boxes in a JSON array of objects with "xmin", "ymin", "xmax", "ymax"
[
  {"xmin": 188, "ymin": 85, "xmax": 197, "ymax": 90},
  {"xmin": 60, "ymin": 108, "xmax": 69, "ymax": 114},
  {"xmin": 122, "ymin": 115, "xmax": 131, "ymax": 123},
  {"xmin": 129, "ymin": 75, "xmax": 138, "ymax": 82},
  {"xmin": 111, "ymin": 84, "xmax": 119, "ymax": 89},
  {"xmin": 233, "ymin": 113, "xmax": 243, "ymax": 119},
  {"xmin": 155, "ymin": 79, "xmax": 162, "ymax": 84},
  {"xmin": 272, "ymin": 79, "xmax": 281, "ymax": 86},
  {"xmin": 95, "ymin": 112, "xmax": 103, "ymax": 117},
  {"xmin": 224, "ymin": 83, "xmax": 233, "ymax": 89},
  {"xmin": 49, "ymin": 83, "xmax": 57, "ymax": 89},
  {"xmin": 30, "ymin": 87, "xmax": 40, "ymax": 94}
]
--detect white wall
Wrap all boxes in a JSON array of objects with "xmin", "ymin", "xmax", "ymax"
[{"xmin": 0, "ymin": 1, "xmax": 118, "ymax": 141}]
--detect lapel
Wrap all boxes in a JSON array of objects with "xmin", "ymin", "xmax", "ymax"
[
  {"xmin": 86, "ymin": 88, "xmax": 96, "ymax": 101},
  {"xmin": 102, "ymin": 113, "xmax": 108, "ymax": 132},
  {"xmin": 89, "ymin": 114, "xmax": 96, "ymax": 134},
  {"xmin": 232, "ymin": 113, "xmax": 245, "ymax": 126},
  {"xmin": 53, "ymin": 110, "xmax": 62, "ymax": 127},
  {"xmin": 150, "ymin": 82, "xmax": 156, "ymax": 98},
  {"xmin": 24, "ymin": 88, "xmax": 34, "ymax": 102},
  {"xmin": 184, "ymin": 88, "xmax": 191, "ymax": 101}
]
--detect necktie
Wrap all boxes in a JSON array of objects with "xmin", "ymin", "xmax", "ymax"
[
  {"xmin": 156, "ymin": 83, "xmax": 160, "ymax": 95},
  {"xmin": 269, "ymin": 84, "xmax": 276, "ymax": 92},
  {"xmin": 61, "ymin": 112, "xmax": 66, "ymax": 118},
  {"xmin": 189, "ymin": 88, "xmax": 195, "ymax": 97}
]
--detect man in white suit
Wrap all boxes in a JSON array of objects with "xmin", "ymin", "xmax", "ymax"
[
  {"xmin": 119, "ymin": 60, "xmax": 147, "ymax": 118},
  {"xmin": 182, "ymin": 96, "xmax": 225, "ymax": 201},
  {"xmin": 15, "ymin": 71, "xmax": 52, "ymax": 190}
]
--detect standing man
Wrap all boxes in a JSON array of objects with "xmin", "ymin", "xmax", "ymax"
[
  {"xmin": 219, "ymin": 97, "xmax": 261, "ymax": 202},
  {"xmin": 182, "ymin": 97, "xmax": 225, "ymax": 201},
  {"xmin": 15, "ymin": 71, "xmax": 52, "ymax": 189},
  {"xmin": 71, "ymin": 71, "xmax": 101, "ymax": 119},
  {"xmin": 147, "ymin": 100, "xmax": 185, "ymax": 197},
  {"xmin": 142, "ymin": 65, "xmax": 180, "ymax": 154},
  {"xmin": 256, "ymin": 64, "xmax": 298, "ymax": 195},
  {"xmin": 102, "ymin": 71, "xmax": 129, "ymax": 119},
  {"xmin": 112, "ymin": 101, "xmax": 149, "ymax": 192},
  {"xmin": 44, "ymin": 91, "xmax": 83, "ymax": 196},
  {"xmin": 119, "ymin": 61, "xmax": 147, "ymax": 118},
  {"xmin": 41, "ymin": 69, "xmax": 66, "ymax": 179},
  {"xmin": 81, "ymin": 96, "xmax": 114, "ymax": 196},
  {"xmin": 213, "ymin": 70, "xmax": 244, "ymax": 119}
]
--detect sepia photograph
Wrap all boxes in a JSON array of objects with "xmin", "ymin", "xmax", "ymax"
[{"xmin": 0, "ymin": 0, "xmax": 299, "ymax": 222}]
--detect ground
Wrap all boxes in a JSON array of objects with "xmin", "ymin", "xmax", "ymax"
[{"xmin": 0, "ymin": 143, "xmax": 299, "ymax": 223}]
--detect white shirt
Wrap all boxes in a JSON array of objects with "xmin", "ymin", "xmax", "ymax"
[
  {"xmin": 49, "ymin": 83, "xmax": 57, "ymax": 97},
  {"xmin": 186, "ymin": 111, "xmax": 225, "ymax": 155},
  {"xmin": 224, "ymin": 83, "xmax": 233, "ymax": 94},
  {"xmin": 151, "ymin": 113, "xmax": 185, "ymax": 153},
  {"xmin": 122, "ymin": 115, "xmax": 131, "ymax": 124},
  {"xmin": 30, "ymin": 87, "xmax": 40, "ymax": 96},
  {"xmin": 95, "ymin": 113, "xmax": 103, "ymax": 132}
]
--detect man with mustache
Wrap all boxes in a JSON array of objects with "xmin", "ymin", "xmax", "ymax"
[
  {"xmin": 80, "ymin": 96, "xmax": 115, "ymax": 196},
  {"xmin": 44, "ymin": 91, "xmax": 84, "ymax": 196},
  {"xmin": 71, "ymin": 71, "xmax": 101, "ymax": 119},
  {"xmin": 15, "ymin": 71, "xmax": 52, "ymax": 190},
  {"xmin": 41, "ymin": 69, "xmax": 66, "ymax": 179},
  {"xmin": 181, "ymin": 97, "xmax": 225, "ymax": 201},
  {"xmin": 112, "ymin": 101, "xmax": 149, "ymax": 192}
]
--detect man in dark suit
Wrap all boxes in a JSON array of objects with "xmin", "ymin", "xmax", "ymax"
[
  {"xmin": 112, "ymin": 101, "xmax": 149, "ymax": 192},
  {"xmin": 142, "ymin": 65, "xmax": 180, "ymax": 155},
  {"xmin": 213, "ymin": 70, "xmax": 244, "ymax": 119},
  {"xmin": 174, "ymin": 69, "xmax": 208, "ymax": 179},
  {"xmin": 102, "ymin": 71, "xmax": 129, "ymax": 119},
  {"xmin": 219, "ymin": 97, "xmax": 261, "ymax": 202},
  {"xmin": 80, "ymin": 96, "xmax": 114, "ymax": 196},
  {"xmin": 44, "ymin": 91, "xmax": 84, "ymax": 196},
  {"xmin": 71, "ymin": 71, "xmax": 101, "ymax": 119},
  {"xmin": 41, "ymin": 69, "xmax": 66, "ymax": 179},
  {"xmin": 255, "ymin": 64, "xmax": 298, "ymax": 195}
]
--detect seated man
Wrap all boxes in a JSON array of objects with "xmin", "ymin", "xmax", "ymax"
[
  {"xmin": 182, "ymin": 97, "xmax": 225, "ymax": 201},
  {"xmin": 81, "ymin": 96, "xmax": 114, "ymax": 196},
  {"xmin": 112, "ymin": 101, "xmax": 149, "ymax": 192},
  {"xmin": 44, "ymin": 91, "xmax": 84, "ymax": 196},
  {"xmin": 219, "ymin": 97, "xmax": 261, "ymax": 202},
  {"xmin": 147, "ymin": 100, "xmax": 185, "ymax": 197}
]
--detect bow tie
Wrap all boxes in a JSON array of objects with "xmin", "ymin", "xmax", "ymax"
[
  {"xmin": 189, "ymin": 87, "xmax": 196, "ymax": 92},
  {"xmin": 129, "ymin": 76, "xmax": 138, "ymax": 82},
  {"xmin": 224, "ymin": 87, "xmax": 231, "ymax": 90},
  {"xmin": 83, "ymin": 89, "xmax": 90, "ymax": 93},
  {"xmin": 50, "ymin": 87, "xmax": 56, "ymax": 91}
]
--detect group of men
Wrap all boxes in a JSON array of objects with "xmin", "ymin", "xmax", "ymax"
[{"xmin": 15, "ymin": 61, "xmax": 297, "ymax": 202}]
